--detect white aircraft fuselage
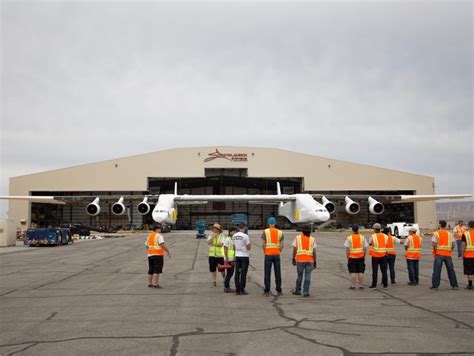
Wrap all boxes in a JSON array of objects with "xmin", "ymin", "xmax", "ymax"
[{"xmin": 152, "ymin": 193, "xmax": 330, "ymax": 225}]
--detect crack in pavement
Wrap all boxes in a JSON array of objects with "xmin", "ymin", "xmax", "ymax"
[
  {"xmin": 45, "ymin": 312, "xmax": 57, "ymax": 321},
  {"xmin": 6, "ymin": 342, "xmax": 39, "ymax": 356},
  {"xmin": 0, "ymin": 246, "xmax": 140, "ymax": 297},
  {"xmin": 173, "ymin": 239, "xmax": 201, "ymax": 280},
  {"xmin": 334, "ymin": 273, "xmax": 474, "ymax": 330}
]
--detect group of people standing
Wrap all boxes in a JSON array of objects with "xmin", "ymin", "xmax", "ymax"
[
  {"xmin": 345, "ymin": 220, "xmax": 474, "ymax": 290},
  {"xmin": 145, "ymin": 218, "xmax": 474, "ymax": 293},
  {"xmin": 207, "ymin": 217, "xmax": 317, "ymax": 296}
]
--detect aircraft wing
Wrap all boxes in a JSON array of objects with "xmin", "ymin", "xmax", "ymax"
[
  {"xmin": 174, "ymin": 194, "xmax": 295, "ymax": 205},
  {"xmin": 0, "ymin": 195, "xmax": 155, "ymax": 204},
  {"xmin": 312, "ymin": 194, "xmax": 472, "ymax": 203}
]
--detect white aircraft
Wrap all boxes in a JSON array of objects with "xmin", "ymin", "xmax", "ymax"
[{"xmin": 1, "ymin": 182, "xmax": 471, "ymax": 225}]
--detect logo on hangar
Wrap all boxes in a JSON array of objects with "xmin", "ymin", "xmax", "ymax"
[{"xmin": 204, "ymin": 149, "xmax": 248, "ymax": 162}]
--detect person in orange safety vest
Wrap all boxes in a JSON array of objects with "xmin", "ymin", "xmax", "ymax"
[
  {"xmin": 430, "ymin": 220, "xmax": 458, "ymax": 290},
  {"xmin": 368, "ymin": 223, "xmax": 389, "ymax": 289},
  {"xmin": 344, "ymin": 225, "xmax": 368, "ymax": 290},
  {"xmin": 404, "ymin": 227, "xmax": 422, "ymax": 286},
  {"xmin": 291, "ymin": 225, "xmax": 317, "ymax": 297},
  {"xmin": 261, "ymin": 217, "xmax": 284, "ymax": 297},
  {"xmin": 146, "ymin": 225, "xmax": 170, "ymax": 288},
  {"xmin": 461, "ymin": 220, "xmax": 474, "ymax": 289}
]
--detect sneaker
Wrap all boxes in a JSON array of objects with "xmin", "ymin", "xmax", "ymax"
[
  {"xmin": 383, "ymin": 285, "xmax": 388, "ymax": 289},
  {"xmin": 240, "ymin": 291, "xmax": 248, "ymax": 295},
  {"xmin": 153, "ymin": 285, "xmax": 162, "ymax": 289},
  {"xmin": 263, "ymin": 292, "xmax": 270, "ymax": 297},
  {"xmin": 391, "ymin": 282, "xmax": 397, "ymax": 285},
  {"xmin": 292, "ymin": 290, "xmax": 301, "ymax": 296},
  {"xmin": 349, "ymin": 286, "xmax": 356, "ymax": 290},
  {"xmin": 277, "ymin": 291, "xmax": 283, "ymax": 296},
  {"xmin": 224, "ymin": 288, "xmax": 235, "ymax": 293},
  {"xmin": 369, "ymin": 285, "xmax": 377, "ymax": 289},
  {"xmin": 303, "ymin": 293, "xmax": 310, "ymax": 297},
  {"xmin": 452, "ymin": 286, "xmax": 459, "ymax": 290},
  {"xmin": 429, "ymin": 286, "xmax": 438, "ymax": 290},
  {"xmin": 407, "ymin": 282, "xmax": 415, "ymax": 286},
  {"xmin": 465, "ymin": 285, "xmax": 472, "ymax": 290},
  {"xmin": 359, "ymin": 287, "xmax": 365, "ymax": 290},
  {"xmin": 148, "ymin": 284, "xmax": 153, "ymax": 288}
]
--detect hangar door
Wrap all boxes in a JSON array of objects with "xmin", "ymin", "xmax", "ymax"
[{"xmin": 147, "ymin": 169, "xmax": 303, "ymax": 229}]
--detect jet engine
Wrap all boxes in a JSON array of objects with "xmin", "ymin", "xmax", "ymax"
[
  {"xmin": 344, "ymin": 196, "xmax": 360, "ymax": 215},
  {"xmin": 137, "ymin": 197, "xmax": 151, "ymax": 215},
  {"xmin": 368, "ymin": 196, "xmax": 384, "ymax": 215},
  {"xmin": 86, "ymin": 197, "xmax": 101, "ymax": 216},
  {"xmin": 112, "ymin": 197, "xmax": 126, "ymax": 215},
  {"xmin": 321, "ymin": 196, "xmax": 336, "ymax": 214}
]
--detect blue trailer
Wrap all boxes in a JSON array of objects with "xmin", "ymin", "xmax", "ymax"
[
  {"xmin": 195, "ymin": 220, "xmax": 207, "ymax": 239},
  {"xmin": 27, "ymin": 228, "xmax": 73, "ymax": 246},
  {"xmin": 231, "ymin": 214, "xmax": 248, "ymax": 233}
]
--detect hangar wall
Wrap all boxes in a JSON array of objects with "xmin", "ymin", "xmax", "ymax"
[{"xmin": 8, "ymin": 147, "xmax": 436, "ymax": 228}]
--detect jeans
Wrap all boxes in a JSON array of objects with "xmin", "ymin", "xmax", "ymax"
[
  {"xmin": 264, "ymin": 255, "xmax": 282, "ymax": 293},
  {"xmin": 407, "ymin": 259, "xmax": 419, "ymax": 283},
  {"xmin": 235, "ymin": 257, "xmax": 249, "ymax": 293},
  {"xmin": 432, "ymin": 255, "xmax": 458, "ymax": 288},
  {"xmin": 371, "ymin": 256, "xmax": 388, "ymax": 288},
  {"xmin": 224, "ymin": 263, "xmax": 235, "ymax": 289},
  {"xmin": 456, "ymin": 240, "xmax": 463, "ymax": 258},
  {"xmin": 387, "ymin": 254, "xmax": 397, "ymax": 283},
  {"xmin": 295, "ymin": 262, "xmax": 313, "ymax": 294}
]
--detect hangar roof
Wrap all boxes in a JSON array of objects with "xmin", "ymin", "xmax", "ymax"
[{"xmin": 9, "ymin": 147, "xmax": 434, "ymax": 194}]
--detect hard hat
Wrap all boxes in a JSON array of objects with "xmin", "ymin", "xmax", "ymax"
[
  {"xmin": 267, "ymin": 217, "xmax": 276, "ymax": 225},
  {"xmin": 212, "ymin": 223, "xmax": 222, "ymax": 232},
  {"xmin": 372, "ymin": 223, "xmax": 382, "ymax": 230},
  {"xmin": 409, "ymin": 227, "xmax": 417, "ymax": 232}
]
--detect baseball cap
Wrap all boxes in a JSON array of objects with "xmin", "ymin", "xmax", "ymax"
[{"xmin": 268, "ymin": 217, "xmax": 276, "ymax": 225}]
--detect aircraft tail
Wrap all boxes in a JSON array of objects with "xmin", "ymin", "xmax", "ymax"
[{"xmin": 276, "ymin": 182, "xmax": 284, "ymax": 207}]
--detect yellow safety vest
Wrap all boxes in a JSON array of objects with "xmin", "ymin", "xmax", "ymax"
[
  {"xmin": 209, "ymin": 233, "xmax": 225, "ymax": 257},
  {"xmin": 224, "ymin": 236, "xmax": 235, "ymax": 260}
]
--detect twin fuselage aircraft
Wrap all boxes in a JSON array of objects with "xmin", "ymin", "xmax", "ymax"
[{"xmin": 1, "ymin": 182, "xmax": 471, "ymax": 225}]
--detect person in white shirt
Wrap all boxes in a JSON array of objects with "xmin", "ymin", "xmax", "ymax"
[{"xmin": 232, "ymin": 223, "xmax": 251, "ymax": 295}]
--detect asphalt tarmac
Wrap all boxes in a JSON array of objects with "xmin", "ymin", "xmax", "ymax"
[{"xmin": 0, "ymin": 231, "xmax": 473, "ymax": 356}]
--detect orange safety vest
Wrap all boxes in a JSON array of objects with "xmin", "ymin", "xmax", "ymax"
[
  {"xmin": 369, "ymin": 233, "xmax": 388, "ymax": 257},
  {"xmin": 455, "ymin": 225, "xmax": 466, "ymax": 241},
  {"xmin": 433, "ymin": 230, "xmax": 453, "ymax": 257},
  {"xmin": 406, "ymin": 234, "xmax": 422, "ymax": 260},
  {"xmin": 146, "ymin": 232, "xmax": 164, "ymax": 256},
  {"xmin": 263, "ymin": 228, "xmax": 282, "ymax": 255},
  {"xmin": 295, "ymin": 234, "xmax": 315, "ymax": 263},
  {"xmin": 386, "ymin": 234, "xmax": 397, "ymax": 255},
  {"xmin": 347, "ymin": 234, "xmax": 365, "ymax": 259},
  {"xmin": 464, "ymin": 230, "xmax": 474, "ymax": 258}
]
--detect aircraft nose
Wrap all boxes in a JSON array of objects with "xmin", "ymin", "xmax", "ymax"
[
  {"xmin": 315, "ymin": 210, "xmax": 330, "ymax": 222},
  {"xmin": 153, "ymin": 212, "xmax": 168, "ymax": 223}
]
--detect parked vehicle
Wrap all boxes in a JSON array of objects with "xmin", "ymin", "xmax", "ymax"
[
  {"xmin": 60, "ymin": 224, "xmax": 90, "ymax": 236},
  {"xmin": 27, "ymin": 228, "xmax": 73, "ymax": 246},
  {"xmin": 195, "ymin": 220, "xmax": 207, "ymax": 239},
  {"xmin": 387, "ymin": 222, "xmax": 420, "ymax": 238}
]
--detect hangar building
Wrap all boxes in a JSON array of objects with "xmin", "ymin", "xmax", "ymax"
[{"xmin": 7, "ymin": 147, "xmax": 437, "ymax": 229}]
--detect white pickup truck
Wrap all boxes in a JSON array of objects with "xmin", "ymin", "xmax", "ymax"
[{"xmin": 387, "ymin": 222, "xmax": 420, "ymax": 238}]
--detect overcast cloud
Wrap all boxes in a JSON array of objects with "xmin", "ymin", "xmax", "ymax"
[{"xmin": 1, "ymin": 0, "xmax": 472, "ymax": 217}]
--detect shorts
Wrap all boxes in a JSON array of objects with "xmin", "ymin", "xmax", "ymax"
[
  {"xmin": 148, "ymin": 255, "xmax": 164, "ymax": 275},
  {"xmin": 209, "ymin": 256, "xmax": 225, "ymax": 272},
  {"xmin": 348, "ymin": 258, "xmax": 366, "ymax": 273},
  {"xmin": 463, "ymin": 258, "xmax": 474, "ymax": 275}
]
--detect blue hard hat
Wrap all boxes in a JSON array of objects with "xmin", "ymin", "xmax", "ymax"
[{"xmin": 268, "ymin": 217, "xmax": 276, "ymax": 225}]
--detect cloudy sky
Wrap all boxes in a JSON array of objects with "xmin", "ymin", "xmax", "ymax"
[{"xmin": 1, "ymin": 0, "xmax": 472, "ymax": 217}]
